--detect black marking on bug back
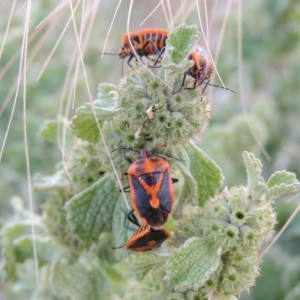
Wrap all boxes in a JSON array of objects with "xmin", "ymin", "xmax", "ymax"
[
  {"xmin": 132, "ymin": 35, "xmax": 140, "ymax": 45},
  {"xmin": 151, "ymin": 32, "xmax": 156, "ymax": 43},
  {"xmin": 131, "ymin": 176, "xmax": 152, "ymax": 215},
  {"xmin": 132, "ymin": 229, "xmax": 167, "ymax": 249},
  {"xmin": 147, "ymin": 229, "xmax": 168, "ymax": 247},
  {"xmin": 131, "ymin": 175, "xmax": 168, "ymax": 228},
  {"xmin": 139, "ymin": 172, "xmax": 161, "ymax": 187},
  {"xmin": 141, "ymin": 34, "xmax": 145, "ymax": 45},
  {"xmin": 157, "ymin": 171, "xmax": 173, "ymax": 212},
  {"xmin": 146, "ymin": 208, "xmax": 169, "ymax": 228},
  {"xmin": 157, "ymin": 33, "xmax": 162, "ymax": 45}
]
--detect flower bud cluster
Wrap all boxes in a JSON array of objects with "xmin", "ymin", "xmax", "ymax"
[
  {"xmin": 172, "ymin": 185, "xmax": 276, "ymax": 298},
  {"xmin": 101, "ymin": 65, "xmax": 210, "ymax": 174}
]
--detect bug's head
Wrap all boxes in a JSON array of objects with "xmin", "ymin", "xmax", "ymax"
[{"xmin": 119, "ymin": 43, "xmax": 131, "ymax": 58}]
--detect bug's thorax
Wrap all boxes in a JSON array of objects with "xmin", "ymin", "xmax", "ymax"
[{"xmin": 127, "ymin": 150, "xmax": 170, "ymax": 175}]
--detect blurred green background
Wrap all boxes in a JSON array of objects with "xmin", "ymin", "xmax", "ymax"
[{"xmin": 0, "ymin": 0, "xmax": 299, "ymax": 299}]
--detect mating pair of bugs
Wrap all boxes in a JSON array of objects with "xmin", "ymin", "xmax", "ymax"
[
  {"xmin": 104, "ymin": 28, "xmax": 217, "ymax": 92},
  {"xmin": 114, "ymin": 149, "xmax": 177, "ymax": 252}
]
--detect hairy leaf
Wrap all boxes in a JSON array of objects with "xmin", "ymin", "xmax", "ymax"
[
  {"xmin": 174, "ymin": 160, "xmax": 198, "ymax": 218},
  {"xmin": 163, "ymin": 24, "xmax": 199, "ymax": 66},
  {"xmin": 165, "ymin": 237, "xmax": 220, "ymax": 292},
  {"xmin": 13, "ymin": 235, "xmax": 58, "ymax": 265},
  {"xmin": 0, "ymin": 221, "xmax": 41, "ymax": 281},
  {"xmin": 71, "ymin": 83, "xmax": 120, "ymax": 143},
  {"xmin": 52, "ymin": 257, "xmax": 111, "ymax": 300},
  {"xmin": 267, "ymin": 171, "xmax": 300, "ymax": 188},
  {"xmin": 126, "ymin": 251, "xmax": 167, "ymax": 280},
  {"xmin": 39, "ymin": 118, "xmax": 74, "ymax": 144},
  {"xmin": 186, "ymin": 142, "xmax": 224, "ymax": 206},
  {"xmin": 162, "ymin": 24, "xmax": 199, "ymax": 76},
  {"xmin": 243, "ymin": 151, "xmax": 265, "ymax": 194},
  {"xmin": 266, "ymin": 171, "xmax": 300, "ymax": 201},
  {"xmin": 34, "ymin": 171, "xmax": 69, "ymax": 191},
  {"xmin": 65, "ymin": 174, "xmax": 120, "ymax": 244}
]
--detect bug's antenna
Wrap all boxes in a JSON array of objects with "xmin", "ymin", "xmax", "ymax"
[
  {"xmin": 152, "ymin": 150, "xmax": 181, "ymax": 162},
  {"xmin": 203, "ymin": 81, "xmax": 237, "ymax": 94},
  {"xmin": 99, "ymin": 52, "xmax": 119, "ymax": 55}
]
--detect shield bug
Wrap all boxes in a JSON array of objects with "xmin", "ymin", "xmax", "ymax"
[
  {"xmin": 173, "ymin": 45, "xmax": 236, "ymax": 94},
  {"xmin": 126, "ymin": 225, "xmax": 170, "ymax": 251},
  {"xmin": 122, "ymin": 149, "xmax": 177, "ymax": 230},
  {"xmin": 101, "ymin": 28, "xmax": 169, "ymax": 69},
  {"xmin": 114, "ymin": 210, "xmax": 170, "ymax": 252},
  {"xmin": 118, "ymin": 28, "xmax": 169, "ymax": 67}
]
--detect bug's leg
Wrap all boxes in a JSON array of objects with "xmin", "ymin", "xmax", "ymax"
[
  {"xmin": 124, "ymin": 209, "xmax": 140, "ymax": 230},
  {"xmin": 152, "ymin": 47, "xmax": 165, "ymax": 67},
  {"xmin": 171, "ymin": 178, "xmax": 179, "ymax": 184},
  {"xmin": 127, "ymin": 54, "xmax": 135, "ymax": 68},
  {"xmin": 121, "ymin": 185, "xmax": 130, "ymax": 193},
  {"xmin": 172, "ymin": 72, "xmax": 187, "ymax": 95},
  {"xmin": 201, "ymin": 79, "xmax": 210, "ymax": 93}
]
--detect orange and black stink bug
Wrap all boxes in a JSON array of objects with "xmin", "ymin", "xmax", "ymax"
[
  {"xmin": 113, "ymin": 210, "xmax": 170, "ymax": 252},
  {"xmin": 118, "ymin": 28, "xmax": 169, "ymax": 67},
  {"xmin": 187, "ymin": 45, "xmax": 215, "ymax": 88},
  {"xmin": 174, "ymin": 45, "xmax": 236, "ymax": 94},
  {"xmin": 122, "ymin": 149, "xmax": 176, "ymax": 230},
  {"xmin": 176, "ymin": 45, "xmax": 215, "ymax": 93},
  {"xmin": 126, "ymin": 224, "xmax": 170, "ymax": 251}
]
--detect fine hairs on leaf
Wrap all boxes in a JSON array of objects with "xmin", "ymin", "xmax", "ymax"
[{"xmin": 1, "ymin": 23, "xmax": 299, "ymax": 300}]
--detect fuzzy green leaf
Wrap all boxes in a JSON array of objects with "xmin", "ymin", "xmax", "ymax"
[
  {"xmin": 39, "ymin": 119, "xmax": 74, "ymax": 143},
  {"xmin": 13, "ymin": 235, "xmax": 58, "ymax": 265},
  {"xmin": 162, "ymin": 24, "xmax": 199, "ymax": 76},
  {"xmin": 39, "ymin": 120, "xmax": 59, "ymax": 141},
  {"xmin": 252, "ymin": 181, "xmax": 268, "ymax": 201},
  {"xmin": 65, "ymin": 174, "xmax": 120, "ymax": 244},
  {"xmin": 172, "ymin": 145, "xmax": 198, "ymax": 218},
  {"xmin": 34, "ymin": 171, "xmax": 69, "ymax": 191},
  {"xmin": 95, "ymin": 83, "xmax": 119, "ymax": 108},
  {"xmin": 126, "ymin": 263, "xmax": 170, "ymax": 300},
  {"xmin": 243, "ymin": 151, "xmax": 265, "ymax": 192},
  {"xmin": 265, "ymin": 172, "xmax": 300, "ymax": 201},
  {"xmin": 111, "ymin": 198, "xmax": 132, "ymax": 261},
  {"xmin": 126, "ymin": 252, "xmax": 167, "ymax": 280},
  {"xmin": 163, "ymin": 24, "xmax": 199, "ymax": 65},
  {"xmin": 71, "ymin": 104, "xmax": 118, "ymax": 143},
  {"xmin": 182, "ymin": 142, "xmax": 224, "ymax": 206},
  {"xmin": 267, "ymin": 171, "xmax": 300, "ymax": 188},
  {"xmin": 90, "ymin": 232, "xmax": 119, "ymax": 265},
  {"xmin": 164, "ymin": 237, "xmax": 220, "ymax": 292},
  {"xmin": 52, "ymin": 257, "xmax": 111, "ymax": 300},
  {"xmin": 172, "ymin": 142, "xmax": 220, "ymax": 217},
  {"xmin": 71, "ymin": 84, "xmax": 120, "ymax": 143},
  {"xmin": 174, "ymin": 161, "xmax": 198, "ymax": 219},
  {"xmin": 0, "ymin": 220, "xmax": 41, "ymax": 281}
]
